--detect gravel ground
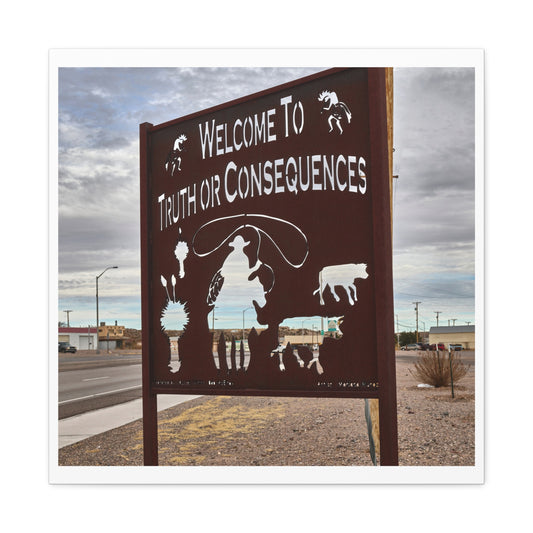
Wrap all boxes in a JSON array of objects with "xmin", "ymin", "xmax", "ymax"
[{"xmin": 58, "ymin": 353, "xmax": 475, "ymax": 467}]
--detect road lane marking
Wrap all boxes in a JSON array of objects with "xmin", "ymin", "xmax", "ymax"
[
  {"xmin": 58, "ymin": 385, "xmax": 141, "ymax": 405},
  {"xmin": 82, "ymin": 376, "xmax": 109, "ymax": 382}
]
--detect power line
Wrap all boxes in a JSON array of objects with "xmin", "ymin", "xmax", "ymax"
[
  {"xmin": 397, "ymin": 322, "xmax": 416, "ymax": 329},
  {"xmin": 395, "ymin": 291, "xmax": 473, "ymax": 299}
]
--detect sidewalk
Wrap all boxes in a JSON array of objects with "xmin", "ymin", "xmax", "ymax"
[{"xmin": 58, "ymin": 394, "xmax": 200, "ymax": 448}]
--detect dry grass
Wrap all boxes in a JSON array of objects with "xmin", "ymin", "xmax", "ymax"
[{"xmin": 409, "ymin": 350, "xmax": 469, "ymax": 387}]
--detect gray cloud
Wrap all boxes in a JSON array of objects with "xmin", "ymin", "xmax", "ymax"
[
  {"xmin": 390, "ymin": 67, "xmax": 476, "ymax": 327},
  {"xmin": 392, "ymin": 67, "xmax": 475, "ymax": 251},
  {"xmin": 57, "ymin": 66, "xmax": 477, "ymax": 328},
  {"xmin": 394, "ymin": 67, "xmax": 475, "ymax": 197}
]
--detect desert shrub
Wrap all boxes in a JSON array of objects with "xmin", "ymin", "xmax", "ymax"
[{"xmin": 410, "ymin": 350, "xmax": 469, "ymax": 387}]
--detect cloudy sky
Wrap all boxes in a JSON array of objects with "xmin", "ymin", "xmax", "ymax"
[
  {"xmin": 56, "ymin": 57, "xmax": 478, "ymax": 333},
  {"xmin": 392, "ymin": 67, "xmax": 476, "ymax": 331}
]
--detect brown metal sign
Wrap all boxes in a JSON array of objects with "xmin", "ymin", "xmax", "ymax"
[{"xmin": 140, "ymin": 68, "xmax": 397, "ymax": 464}]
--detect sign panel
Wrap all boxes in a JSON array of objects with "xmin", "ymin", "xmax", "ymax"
[{"xmin": 141, "ymin": 68, "xmax": 393, "ymax": 397}]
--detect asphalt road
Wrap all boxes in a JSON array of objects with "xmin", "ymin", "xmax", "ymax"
[
  {"xmin": 59, "ymin": 364, "xmax": 141, "ymax": 402},
  {"xmin": 395, "ymin": 349, "xmax": 475, "ymax": 365},
  {"xmin": 57, "ymin": 349, "xmax": 475, "ymax": 419},
  {"xmin": 58, "ymin": 352, "xmax": 142, "ymax": 371},
  {"xmin": 58, "ymin": 355, "xmax": 143, "ymax": 419}
]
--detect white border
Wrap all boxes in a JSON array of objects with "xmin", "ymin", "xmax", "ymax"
[
  {"xmin": 52, "ymin": 465, "xmax": 482, "ymax": 485},
  {"xmin": 49, "ymin": 48, "xmax": 484, "ymax": 485},
  {"xmin": 49, "ymin": 55, "xmax": 60, "ymax": 473},
  {"xmin": 50, "ymin": 48, "xmax": 483, "ymax": 68}
]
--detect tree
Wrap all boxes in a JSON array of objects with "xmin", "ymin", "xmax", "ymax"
[{"xmin": 399, "ymin": 331, "xmax": 417, "ymax": 346}]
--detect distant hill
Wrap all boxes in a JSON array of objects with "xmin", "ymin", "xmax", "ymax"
[
  {"xmin": 123, "ymin": 325, "xmax": 315, "ymax": 347},
  {"xmin": 124, "ymin": 328, "xmax": 142, "ymax": 348}
]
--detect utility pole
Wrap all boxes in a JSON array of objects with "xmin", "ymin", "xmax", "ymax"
[
  {"xmin": 63, "ymin": 310, "xmax": 72, "ymax": 327},
  {"xmin": 413, "ymin": 301, "xmax": 421, "ymax": 342},
  {"xmin": 396, "ymin": 315, "xmax": 400, "ymax": 348},
  {"xmin": 434, "ymin": 311, "xmax": 441, "ymax": 327}
]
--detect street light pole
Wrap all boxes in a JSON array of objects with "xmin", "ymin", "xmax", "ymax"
[
  {"xmin": 211, "ymin": 306, "xmax": 218, "ymax": 332},
  {"xmin": 96, "ymin": 266, "xmax": 118, "ymax": 353},
  {"xmin": 242, "ymin": 307, "xmax": 252, "ymax": 346},
  {"xmin": 210, "ymin": 306, "xmax": 218, "ymax": 352},
  {"xmin": 413, "ymin": 301, "xmax": 421, "ymax": 342},
  {"xmin": 301, "ymin": 318, "xmax": 312, "ymax": 344}
]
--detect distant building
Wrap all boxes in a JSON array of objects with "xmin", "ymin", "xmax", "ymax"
[
  {"xmin": 98, "ymin": 321, "xmax": 127, "ymax": 350},
  {"xmin": 429, "ymin": 325, "xmax": 475, "ymax": 350},
  {"xmin": 283, "ymin": 333, "xmax": 324, "ymax": 346},
  {"xmin": 420, "ymin": 331, "xmax": 429, "ymax": 343},
  {"xmin": 58, "ymin": 327, "xmax": 98, "ymax": 350}
]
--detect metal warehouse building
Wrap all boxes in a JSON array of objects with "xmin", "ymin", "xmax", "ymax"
[{"xmin": 428, "ymin": 325, "xmax": 475, "ymax": 350}]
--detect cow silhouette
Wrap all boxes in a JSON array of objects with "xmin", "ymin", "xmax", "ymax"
[{"xmin": 313, "ymin": 263, "xmax": 369, "ymax": 305}]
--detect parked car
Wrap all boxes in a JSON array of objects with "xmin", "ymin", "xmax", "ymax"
[
  {"xmin": 429, "ymin": 343, "xmax": 446, "ymax": 351},
  {"xmin": 58, "ymin": 342, "xmax": 77, "ymax": 353},
  {"xmin": 405, "ymin": 343, "xmax": 421, "ymax": 351},
  {"xmin": 449, "ymin": 344, "xmax": 463, "ymax": 351}
]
